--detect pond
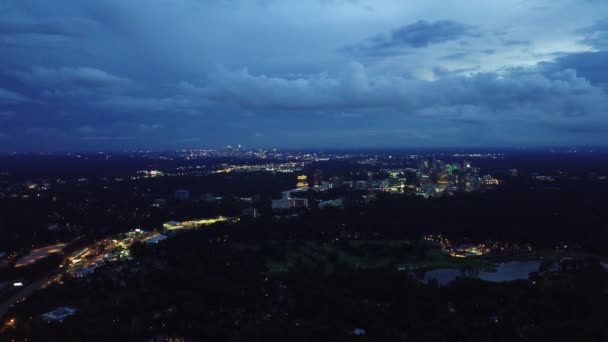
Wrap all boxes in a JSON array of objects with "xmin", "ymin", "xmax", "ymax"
[{"xmin": 423, "ymin": 261, "xmax": 542, "ymax": 285}]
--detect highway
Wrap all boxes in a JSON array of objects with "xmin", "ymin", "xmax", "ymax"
[{"xmin": 0, "ymin": 271, "xmax": 59, "ymax": 322}]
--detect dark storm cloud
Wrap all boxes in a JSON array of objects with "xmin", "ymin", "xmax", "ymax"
[
  {"xmin": 0, "ymin": 111, "xmax": 16, "ymax": 117},
  {"xmin": 344, "ymin": 20, "xmax": 479, "ymax": 56},
  {"xmin": 441, "ymin": 52, "xmax": 469, "ymax": 60},
  {"xmin": 551, "ymin": 123, "xmax": 608, "ymax": 134},
  {"xmin": 0, "ymin": 17, "xmax": 75, "ymax": 36},
  {"xmin": 0, "ymin": 88, "xmax": 28, "ymax": 103},
  {"xmin": 0, "ymin": 13, "xmax": 93, "ymax": 50},
  {"xmin": 578, "ymin": 18, "xmax": 608, "ymax": 49},
  {"xmin": 0, "ymin": 0, "xmax": 607, "ymax": 150},
  {"xmin": 392, "ymin": 20, "xmax": 478, "ymax": 46},
  {"xmin": 10, "ymin": 65, "xmax": 209, "ymax": 114},
  {"xmin": 95, "ymin": 94, "xmax": 204, "ymax": 115},
  {"xmin": 204, "ymin": 63, "xmax": 607, "ymax": 124},
  {"xmin": 15, "ymin": 66, "xmax": 131, "ymax": 89},
  {"xmin": 540, "ymin": 51, "xmax": 608, "ymax": 85},
  {"xmin": 501, "ymin": 39, "xmax": 532, "ymax": 46}
]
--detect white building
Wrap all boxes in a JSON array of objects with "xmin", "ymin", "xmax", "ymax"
[
  {"xmin": 318, "ymin": 198, "xmax": 344, "ymax": 209},
  {"xmin": 42, "ymin": 307, "xmax": 76, "ymax": 322},
  {"xmin": 145, "ymin": 234, "xmax": 168, "ymax": 244},
  {"xmin": 271, "ymin": 198, "xmax": 309, "ymax": 210}
]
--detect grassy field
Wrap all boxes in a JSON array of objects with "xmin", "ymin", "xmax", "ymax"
[
  {"xmin": 232, "ymin": 240, "xmax": 608, "ymax": 276},
  {"xmin": 229, "ymin": 240, "xmax": 498, "ymax": 275}
]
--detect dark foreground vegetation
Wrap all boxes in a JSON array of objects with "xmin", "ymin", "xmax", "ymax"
[{"xmin": 3, "ymin": 229, "xmax": 608, "ymax": 341}]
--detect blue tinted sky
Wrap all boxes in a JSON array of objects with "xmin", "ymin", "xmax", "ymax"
[{"xmin": 1, "ymin": 0, "xmax": 607, "ymax": 151}]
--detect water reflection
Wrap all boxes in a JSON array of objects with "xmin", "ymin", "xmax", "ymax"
[{"xmin": 423, "ymin": 261, "xmax": 542, "ymax": 285}]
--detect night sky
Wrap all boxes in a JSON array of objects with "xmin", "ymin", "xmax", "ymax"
[{"xmin": 1, "ymin": 0, "xmax": 607, "ymax": 151}]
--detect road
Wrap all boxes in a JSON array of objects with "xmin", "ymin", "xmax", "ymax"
[{"xmin": 0, "ymin": 271, "xmax": 59, "ymax": 321}]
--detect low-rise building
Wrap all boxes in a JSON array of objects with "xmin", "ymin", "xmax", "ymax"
[
  {"xmin": 318, "ymin": 198, "xmax": 344, "ymax": 209},
  {"xmin": 163, "ymin": 221, "xmax": 183, "ymax": 231},
  {"xmin": 145, "ymin": 234, "xmax": 168, "ymax": 245},
  {"xmin": 41, "ymin": 307, "xmax": 76, "ymax": 322},
  {"xmin": 74, "ymin": 264, "xmax": 102, "ymax": 277},
  {"xmin": 174, "ymin": 189, "xmax": 190, "ymax": 201},
  {"xmin": 152, "ymin": 198, "xmax": 167, "ymax": 207},
  {"xmin": 242, "ymin": 207, "xmax": 259, "ymax": 218},
  {"xmin": 271, "ymin": 198, "xmax": 309, "ymax": 210},
  {"xmin": 353, "ymin": 328, "xmax": 366, "ymax": 336}
]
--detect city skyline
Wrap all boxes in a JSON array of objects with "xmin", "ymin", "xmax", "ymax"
[{"xmin": 1, "ymin": 0, "xmax": 608, "ymax": 151}]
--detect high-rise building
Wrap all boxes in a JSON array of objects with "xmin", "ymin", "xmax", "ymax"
[
  {"xmin": 313, "ymin": 170, "xmax": 323, "ymax": 188},
  {"xmin": 367, "ymin": 172, "xmax": 373, "ymax": 189},
  {"xmin": 331, "ymin": 176, "xmax": 343, "ymax": 189},
  {"xmin": 427, "ymin": 157, "xmax": 437, "ymax": 173},
  {"xmin": 469, "ymin": 176, "xmax": 481, "ymax": 191},
  {"xmin": 296, "ymin": 175, "xmax": 309, "ymax": 189},
  {"xmin": 321, "ymin": 181, "xmax": 331, "ymax": 190}
]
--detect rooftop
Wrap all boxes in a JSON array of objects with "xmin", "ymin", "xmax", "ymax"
[
  {"xmin": 146, "ymin": 234, "xmax": 168, "ymax": 244},
  {"xmin": 41, "ymin": 307, "xmax": 76, "ymax": 322}
]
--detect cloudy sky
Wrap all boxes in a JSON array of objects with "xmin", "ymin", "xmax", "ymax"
[{"xmin": 1, "ymin": 0, "xmax": 607, "ymax": 151}]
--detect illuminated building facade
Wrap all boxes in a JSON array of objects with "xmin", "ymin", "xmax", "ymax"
[
  {"xmin": 271, "ymin": 198, "xmax": 309, "ymax": 210},
  {"xmin": 296, "ymin": 175, "xmax": 309, "ymax": 189}
]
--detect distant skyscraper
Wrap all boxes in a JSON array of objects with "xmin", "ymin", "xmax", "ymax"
[
  {"xmin": 331, "ymin": 176, "xmax": 343, "ymax": 189},
  {"xmin": 428, "ymin": 157, "xmax": 437, "ymax": 173},
  {"xmin": 469, "ymin": 176, "xmax": 481, "ymax": 191},
  {"xmin": 321, "ymin": 181, "xmax": 331, "ymax": 190},
  {"xmin": 419, "ymin": 159, "xmax": 429, "ymax": 173},
  {"xmin": 313, "ymin": 170, "xmax": 323, "ymax": 188}
]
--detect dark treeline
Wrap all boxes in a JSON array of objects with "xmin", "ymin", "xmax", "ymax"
[
  {"xmin": 3, "ymin": 229, "xmax": 608, "ymax": 341},
  {"xmin": 221, "ymin": 180, "xmax": 608, "ymax": 256}
]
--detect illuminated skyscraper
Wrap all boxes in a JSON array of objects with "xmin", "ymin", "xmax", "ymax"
[{"xmin": 296, "ymin": 175, "xmax": 309, "ymax": 189}]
